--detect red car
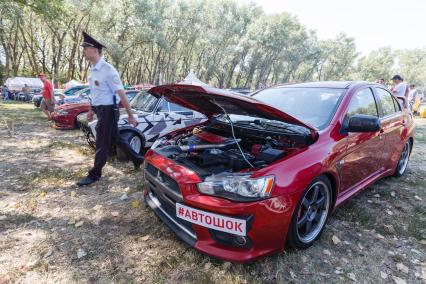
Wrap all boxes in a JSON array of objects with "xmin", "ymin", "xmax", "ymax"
[
  {"xmin": 52, "ymin": 101, "xmax": 90, "ymax": 130},
  {"xmin": 52, "ymin": 90, "xmax": 139, "ymax": 130},
  {"xmin": 143, "ymin": 82, "xmax": 414, "ymax": 262}
]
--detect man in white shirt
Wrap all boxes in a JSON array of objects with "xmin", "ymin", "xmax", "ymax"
[
  {"xmin": 390, "ymin": 75, "xmax": 408, "ymax": 98},
  {"xmin": 76, "ymin": 32, "xmax": 138, "ymax": 186}
]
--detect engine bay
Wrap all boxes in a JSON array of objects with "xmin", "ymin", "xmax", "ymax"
[{"xmin": 154, "ymin": 120, "xmax": 311, "ymax": 177}]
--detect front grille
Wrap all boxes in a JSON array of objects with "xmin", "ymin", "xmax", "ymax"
[
  {"xmin": 144, "ymin": 163, "xmax": 196, "ymax": 237},
  {"xmin": 145, "ymin": 163, "xmax": 180, "ymax": 194}
]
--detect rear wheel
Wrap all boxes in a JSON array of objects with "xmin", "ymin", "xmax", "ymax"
[
  {"xmin": 394, "ymin": 140, "xmax": 411, "ymax": 177},
  {"xmin": 286, "ymin": 175, "xmax": 332, "ymax": 249}
]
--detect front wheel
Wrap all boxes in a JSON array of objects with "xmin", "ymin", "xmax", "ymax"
[
  {"xmin": 286, "ymin": 176, "xmax": 332, "ymax": 249},
  {"xmin": 116, "ymin": 131, "xmax": 144, "ymax": 160},
  {"xmin": 394, "ymin": 140, "xmax": 411, "ymax": 177}
]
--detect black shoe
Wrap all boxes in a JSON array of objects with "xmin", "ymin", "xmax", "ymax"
[
  {"xmin": 133, "ymin": 160, "xmax": 142, "ymax": 170},
  {"xmin": 76, "ymin": 176, "xmax": 98, "ymax": 186},
  {"xmin": 132, "ymin": 158, "xmax": 144, "ymax": 170}
]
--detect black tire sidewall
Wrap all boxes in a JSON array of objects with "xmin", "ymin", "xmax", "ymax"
[{"xmin": 286, "ymin": 175, "xmax": 332, "ymax": 249}]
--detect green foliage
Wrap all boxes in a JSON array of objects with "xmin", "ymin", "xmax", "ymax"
[
  {"xmin": 355, "ymin": 47, "xmax": 394, "ymax": 82},
  {"xmin": 0, "ymin": 0, "xmax": 425, "ymax": 90}
]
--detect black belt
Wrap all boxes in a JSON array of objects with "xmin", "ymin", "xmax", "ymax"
[{"xmin": 91, "ymin": 105, "xmax": 114, "ymax": 111}]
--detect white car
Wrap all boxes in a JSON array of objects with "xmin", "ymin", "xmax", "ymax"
[{"xmin": 85, "ymin": 90, "xmax": 206, "ymax": 158}]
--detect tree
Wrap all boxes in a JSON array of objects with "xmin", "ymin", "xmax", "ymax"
[{"xmin": 355, "ymin": 47, "xmax": 394, "ymax": 82}]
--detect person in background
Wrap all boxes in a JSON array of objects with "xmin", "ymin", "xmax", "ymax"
[
  {"xmin": 1, "ymin": 85, "xmax": 9, "ymax": 101},
  {"xmin": 390, "ymin": 75, "xmax": 408, "ymax": 98},
  {"xmin": 408, "ymin": 84, "xmax": 418, "ymax": 111},
  {"xmin": 376, "ymin": 78, "xmax": 386, "ymax": 85},
  {"xmin": 22, "ymin": 84, "xmax": 30, "ymax": 94},
  {"xmin": 22, "ymin": 84, "xmax": 31, "ymax": 101},
  {"xmin": 38, "ymin": 73, "xmax": 55, "ymax": 120}
]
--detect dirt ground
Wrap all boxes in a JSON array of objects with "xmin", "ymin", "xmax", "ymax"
[{"xmin": 0, "ymin": 101, "xmax": 425, "ymax": 284}]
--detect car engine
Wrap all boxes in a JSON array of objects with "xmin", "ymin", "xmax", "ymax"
[{"xmin": 153, "ymin": 121, "xmax": 309, "ymax": 177}]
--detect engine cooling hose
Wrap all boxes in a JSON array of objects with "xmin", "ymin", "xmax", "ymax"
[{"xmin": 179, "ymin": 139, "xmax": 241, "ymax": 152}]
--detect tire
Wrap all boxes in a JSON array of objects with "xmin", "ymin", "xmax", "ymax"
[
  {"xmin": 116, "ymin": 131, "xmax": 144, "ymax": 161},
  {"xmin": 286, "ymin": 175, "xmax": 332, "ymax": 249},
  {"xmin": 393, "ymin": 140, "xmax": 411, "ymax": 177},
  {"xmin": 75, "ymin": 118, "xmax": 81, "ymax": 130}
]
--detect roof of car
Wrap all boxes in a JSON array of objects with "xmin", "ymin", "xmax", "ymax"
[{"xmin": 273, "ymin": 81, "xmax": 370, "ymax": 89}]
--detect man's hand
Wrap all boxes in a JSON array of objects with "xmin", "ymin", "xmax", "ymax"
[
  {"xmin": 87, "ymin": 110, "xmax": 94, "ymax": 122},
  {"xmin": 116, "ymin": 89, "xmax": 138, "ymax": 127},
  {"xmin": 127, "ymin": 113, "xmax": 138, "ymax": 127}
]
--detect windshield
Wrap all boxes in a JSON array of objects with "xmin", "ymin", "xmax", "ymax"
[
  {"xmin": 63, "ymin": 86, "xmax": 85, "ymax": 96},
  {"xmin": 126, "ymin": 91, "xmax": 138, "ymax": 102},
  {"xmin": 252, "ymin": 87, "xmax": 345, "ymax": 129},
  {"xmin": 130, "ymin": 90, "xmax": 159, "ymax": 112}
]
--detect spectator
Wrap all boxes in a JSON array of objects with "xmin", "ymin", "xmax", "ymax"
[
  {"xmin": 1, "ymin": 85, "xmax": 9, "ymax": 101},
  {"xmin": 390, "ymin": 75, "xmax": 408, "ymax": 98},
  {"xmin": 22, "ymin": 84, "xmax": 30, "ymax": 94},
  {"xmin": 408, "ymin": 84, "xmax": 418, "ymax": 111},
  {"xmin": 38, "ymin": 73, "xmax": 55, "ymax": 120},
  {"xmin": 2, "ymin": 85, "xmax": 9, "ymax": 101},
  {"xmin": 376, "ymin": 78, "xmax": 386, "ymax": 85}
]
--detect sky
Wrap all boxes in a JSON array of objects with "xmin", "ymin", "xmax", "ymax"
[{"xmin": 240, "ymin": 0, "xmax": 426, "ymax": 55}]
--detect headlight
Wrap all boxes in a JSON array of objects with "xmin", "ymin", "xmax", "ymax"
[
  {"xmin": 197, "ymin": 173, "xmax": 274, "ymax": 201},
  {"xmin": 57, "ymin": 110, "xmax": 69, "ymax": 115}
]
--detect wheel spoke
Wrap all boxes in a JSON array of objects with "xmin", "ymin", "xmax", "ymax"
[
  {"xmin": 302, "ymin": 198, "xmax": 310, "ymax": 209},
  {"xmin": 314, "ymin": 211, "xmax": 322, "ymax": 222},
  {"xmin": 297, "ymin": 212, "xmax": 308, "ymax": 227},
  {"xmin": 315, "ymin": 196, "xmax": 325, "ymax": 208},
  {"xmin": 305, "ymin": 220, "xmax": 313, "ymax": 234},
  {"xmin": 311, "ymin": 185, "xmax": 319, "ymax": 202}
]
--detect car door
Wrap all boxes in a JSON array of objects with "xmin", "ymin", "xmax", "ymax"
[
  {"xmin": 340, "ymin": 87, "xmax": 385, "ymax": 192},
  {"xmin": 374, "ymin": 87, "xmax": 405, "ymax": 169}
]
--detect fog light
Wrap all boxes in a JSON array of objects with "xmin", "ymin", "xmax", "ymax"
[
  {"xmin": 209, "ymin": 229, "xmax": 252, "ymax": 249},
  {"xmin": 234, "ymin": 236, "xmax": 247, "ymax": 246}
]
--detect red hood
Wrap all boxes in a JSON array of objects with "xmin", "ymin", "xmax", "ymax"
[{"xmin": 149, "ymin": 84, "xmax": 317, "ymax": 137}]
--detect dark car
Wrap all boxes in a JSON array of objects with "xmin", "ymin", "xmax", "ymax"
[{"xmin": 143, "ymin": 82, "xmax": 414, "ymax": 262}]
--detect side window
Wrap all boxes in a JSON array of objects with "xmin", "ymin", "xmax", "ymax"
[
  {"xmin": 376, "ymin": 88, "xmax": 397, "ymax": 116},
  {"xmin": 169, "ymin": 102, "xmax": 191, "ymax": 112},
  {"xmin": 346, "ymin": 88, "xmax": 378, "ymax": 118},
  {"xmin": 156, "ymin": 99, "xmax": 169, "ymax": 112}
]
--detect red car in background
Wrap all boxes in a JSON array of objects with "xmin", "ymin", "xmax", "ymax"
[
  {"xmin": 52, "ymin": 90, "xmax": 138, "ymax": 130},
  {"xmin": 143, "ymin": 81, "xmax": 414, "ymax": 262}
]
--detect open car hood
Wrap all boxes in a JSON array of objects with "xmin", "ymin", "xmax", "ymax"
[{"xmin": 149, "ymin": 84, "xmax": 318, "ymax": 137}]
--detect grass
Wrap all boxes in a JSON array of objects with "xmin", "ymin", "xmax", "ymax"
[{"xmin": 0, "ymin": 101, "xmax": 45, "ymax": 122}]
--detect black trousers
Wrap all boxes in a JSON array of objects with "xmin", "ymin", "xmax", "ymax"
[{"xmin": 88, "ymin": 105, "xmax": 143, "ymax": 180}]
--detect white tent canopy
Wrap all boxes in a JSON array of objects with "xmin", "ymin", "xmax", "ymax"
[
  {"xmin": 178, "ymin": 70, "xmax": 210, "ymax": 87},
  {"xmin": 5, "ymin": 77, "xmax": 43, "ymax": 91},
  {"xmin": 63, "ymin": 79, "xmax": 83, "ymax": 90}
]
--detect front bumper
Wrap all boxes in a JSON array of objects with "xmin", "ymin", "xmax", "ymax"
[
  {"xmin": 143, "ymin": 150, "xmax": 295, "ymax": 262},
  {"xmin": 51, "ymin": 113, "xmax": 75, "ymax": 130}
]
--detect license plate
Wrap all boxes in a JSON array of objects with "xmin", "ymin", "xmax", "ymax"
[{"xmin": 176, "ymin": 203, "xmax": 246, "ymax": 236}]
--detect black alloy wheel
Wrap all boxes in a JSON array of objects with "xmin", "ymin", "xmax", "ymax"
[{"xmin": 287, "ymin": 175, "xmax": 332, "ymax": 249}]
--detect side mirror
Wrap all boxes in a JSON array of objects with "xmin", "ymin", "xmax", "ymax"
[{"xmin": 343, "ymin": 114, "xmax": 381, "ymax": 133}]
